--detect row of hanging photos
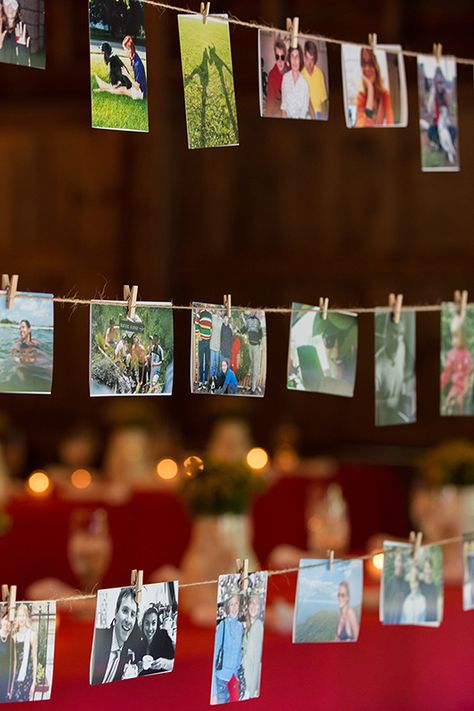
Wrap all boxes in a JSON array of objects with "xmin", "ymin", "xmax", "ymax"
[{"xmin": 1, "ymin": 531, "xmax": 472, "ymax": 704}]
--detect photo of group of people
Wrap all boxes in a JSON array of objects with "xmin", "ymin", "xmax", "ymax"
[
  {"xmin": 258, "ymin": 30, "xmax": 329, "ymax": 120},
  {"xmin": 211, "ymin": 572, "xmax": 268, "ymax": 705},
  {"xmin": 341, "ymin": 43, "xmax": 407, "ymax": 128},
  {"xmin": 0, "ymin": 292, "xmax": 53, "ymax": 394},
  {"xmin": 90, "ymin": 300, "xmax": 173, "ymax": 396},
  {"xmin": 417, "ymin": 55, "xmax": 459, "ymax": 172},
  {"xmin": 90, "ymin": 582, "xmax": 178, "ymax": 685},
  {"xmin": 0, "ymin": 600, "xmax": 56, "ymax": 703},
  {"xmin": 463, "ymin": 534, "xmax": 474, "ymax": 611},
  {"xmin": 0, "ymin": 0, "xmax": 45, "ymax": 69},
  {"xmin": 287, "ymin": 303, "xmax": 357, "ymax": 397},
  {"xmin": 293, "ymin": 559, "xmax": 363, "ymax": 643},
  {"xmin": 191, "ymin": 303, "xmax": 266, "ymax": 397},
  {"xmin": 375, "ymin": 310, "xmax": 416, "ymax": 426},
  {"xmin": 89, "ymin": 0, "xmax": 148, "ymax": 132},
  {"xmin": 440, "ymin": 302, "xmax": 474, "ymax": 416},
  {"xmin": 381, "ymin": 542, "xmax": 443, "ymax": 626},
  {"xmin": 178, "ymin": 14, "xmax": 239, "ymax": 149}
]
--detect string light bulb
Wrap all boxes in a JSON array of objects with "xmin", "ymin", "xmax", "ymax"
[
  {"xmin": 71, "ymin": 469, "xmax": 92, "ymax": 489},
  {"xmin": 183, "ymin": 455, "xmax": 204, "ymax": 477},
  {"xmin": 27, "ymin": 471, "xmax": 51, "ymax": 495},
  {"xmin": 156, "ymin": 458, "xmax": 178, "ymax": 480},
  {"xmin": 246, "ymin": 447, "xmax": 269, "ymax": 470}
]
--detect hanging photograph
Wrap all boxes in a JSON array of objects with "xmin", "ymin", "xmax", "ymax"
[
  {"xmin": 375, "ymin": 309, "xmax": 416, "ymax": 426},
  {"xmin": 417, "ymin": 55, "xmax": 459, "ymax": 171},
  {"xmin": 0, "ymin": 599, "xmax": 56, "ymax": 703},
  {"xmin": 177, "ymin": 13, "xmax": 239, "ymax": 149},
  {"xmin": 90, "ymin": 582, "xmax": 178, "ymax": 685},
  {"xmin": 463, "ymin": 534, "xmax": 474, "ymax": 611},
  {"xmin": 210, "ymin": 572, "xmax": 268, "ymax": 705},
  {"xmin": 88, "ymin": 0, "xmax": 149, "ymax": 132},
  {"xmin": 440, "ymin": 302, "xmax": 474, "ymax": 416},
  {"xmin": 258, "ymin": 30, "xmax": 329, "ymax": 120},
  {"xmin": 287, "ymin": 303, "xmax": 357, "ymax": 397},
  {"xmin": 380, "ymin": 541, "xmax": 443, "ymax": 626},
  {"xmin": 191, "ymin": 303, "xmax": 266, "ymax": 396},
  {"xmin": 341, "ymin": 43, "xmax": 407, "ymax": 128},
  {"xmin": 0, "ymin": 0, "xmax": 45, "ymax": 69},
  {"xmin": 293, "ymin": 559, "xmax": 363, "ymax": 643},
  {"xmin": 0, "ymin": 291, "xmax": 53, "ymax": 394},
  {"xmin": 90, "ymin": 300, "xmax": 173, "ymax": 396}
]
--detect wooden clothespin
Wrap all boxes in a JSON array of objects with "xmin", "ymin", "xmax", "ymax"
[
  {"xmin": 2, "ymin": 274, "xmax": 18, "ymax": 310},
  {"xmin": 409, "ymin": 531, "xmax": 423, "ymax": 561},
  {"xmin": 123, "ymin": 284, "xmax": 138, "ymax": 320},
  {"xmin": 388, "ymin": 293, "xmax": 403, "ymax": 324},
  {"xmin": 223, "ymin": 294, "xmax": 232, "ymax": 319},
  {"xmin": 286, "ymin": 17, "xmax": 299, "ymax": 49},
  {"xmin": 2, "ymin": 584, "xmax": 17, "ymax": 622},
  {"xmin": 200, "ymin": 2, "xmax": 210, "ymax": 24},
  {"xmin": 319, "ymin": 297, "xmax": 329, "ymax": 321},
  {"xmin": 454, "ymin": 289, "xmax": 468, "ymax": 320},
  {"xmin": 131, "ymin": 569, "xmax": 144, "ymax": 604},
  {"xmin": 327, "ymin": 549, "xmax": 335, "ymax": 571},
  {"xmin": 236, "ymin": 558, "xmax": 249, "ymax": 592},
  {"xmin": 433, "ymin": 43, "xmax": 443, "ymax": 62},
  {"xmin": 368, "ymin": 33, "xmax": 378, "ymax": 51}
]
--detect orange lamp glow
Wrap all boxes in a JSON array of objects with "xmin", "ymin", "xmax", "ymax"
[
  {"xmin": 27, "ymin": 471, "xmax": 51, "ymax": 495},
  {"xmin": 156, "ymin": 458, "xmax": 178, "ymax": 480},
  {"xmin": 71, "ymin": 469, "xmax": 92, "ymax": 489},
  {"xmin": 246, "ymin": 447, "xmax": 269, "ymax": 470}
]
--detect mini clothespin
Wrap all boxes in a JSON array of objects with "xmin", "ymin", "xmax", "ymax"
[
  {"xmin": 409, "ymin": 531, "xmax": 423, "ymax": 561},
  {"xmin": 123, "ymin": 285, "xmax": 138, "ymax": 320},
  {"xmin": 224, "ymin": 294, "xmax": 232, "ymax": 319},
  {"xmin": 2, "ymin": 274, "xmax": 18, "ymax": 310},
  {"xmin": 286, "ymin": 17, "xmax": 299, "ymax": 49},
  {"xmin": 388, "ymin": 293, "xmax": 403, "ymax": 324},
  {"xmin": 131, "ymin": 569, "xmax": 144, "ymax": 604},
  {"xmin": 454, "ymin": 289, "xmax": 468, "ymax": 320},
  {"xmin": 319, "ymin": 297, "xmax": 329, "ymax": 321},
  {"xmin": 200, "ymin": 2, "xmax": 210, "ymax": 24},
  {"xmin": 368, "ymin": 33, "xmax": 378, "ymax": 50},
  {"xmin": 433, "ymin": 43, "xmax": 443, "ymax": 62},
  {"xmin": 327, "ymin": 549, "xmax": 335, "ymax": 571},
  {"xmin": 2, "ymin": 584, "xmax": 17, "ymax": 622},
  {"xmin": 236, "ymin": 558, "xmax": 249, "ymax": 592}
]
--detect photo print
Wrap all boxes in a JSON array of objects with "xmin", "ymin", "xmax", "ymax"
[
  {"xmin": 0, "ymin": 599, "xmax": 56, "ymax": 703},
  {"xmin": 375, "ymin": 309, "xmax": 416, "ymax": 426},
  {"xmin": 440, "ymin": 302, "xmax": 474, "ymax": 416},
  {"xmin": 211, "ymin": 572, "xmax": 268, "ymax": 705},
  {"xmin": 380, "ymin": 541, "xmax": 443, "ymax": 626},
  {"xmin": 293, "ymin": 559, "xmax": 363, "ymax": 643},
  {"xmin": 191, "ymin": 303, "xmax": 266, "ymax": 397},
  {"xmin": 0, "ymin": 291, "xmax": 53, "ymax": 394},
  {"xmin": 90, "ymin": 581, "xmax": 178, "ymax": 685},
  {"xmin": 287, "ymin": 303, "xmax": 357, "ymax": 397},
  {"xmin": 0, "ymin": 0, "xmax": 45, "ymax": 69},
  {"xmin": 417, "ymin": 55, "xmax": 459, "ymax": 172},
  {"xmin": 90, "ymin": 300, "xmax": 173, "ymax": 396},
  {"xmin": 178, "ymin": 13, "xmax": 239, "ymax": 149},
  {"xmin": 341, "ymin": 43, "xmax": 407, "ymax": 128},
  {"xmin": 463, "ymin": 534, "xmax": 474, "ymax": 611},
  {"xmin": 258, "ymin": 30, "xmax": 329, "ymax": 120},
  {"xmin": 89, "ymin": 0, "xmax": 149, "ymax": 132}
]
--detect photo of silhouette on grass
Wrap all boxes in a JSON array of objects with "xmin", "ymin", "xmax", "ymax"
[{"xmin": 178, "ymin": 13, "xmax": 239, "ymax": 149}]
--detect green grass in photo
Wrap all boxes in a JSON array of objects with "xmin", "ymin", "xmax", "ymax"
[{"xmin": 178, "ymin": 16, "xmax": 239, "ymax": 149}]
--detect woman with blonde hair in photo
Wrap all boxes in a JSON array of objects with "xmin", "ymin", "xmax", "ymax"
[
  {"xmin": 335, "ymin": 581, "xmax": 359, "ymax": 641},
  {"xmin": 356, "ymin": 47, "xmax": 394, "ymax": 127},
  {"xmin": 242, "ymin": 592, "xmax": 264, "ymax": 700},
  {"xmin": 10, "ymin": 604, "xmax": 38, "ymax": 701}
]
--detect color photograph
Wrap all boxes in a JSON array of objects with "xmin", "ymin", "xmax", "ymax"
[
  {"xmin": 463, "ymin": 534, "xmax": 474, "ymax": 611},
  {"xmin": 0, "ymin": 0, "xmax": 45, "ymax": 69},
  {"xmin": 440, "ymin": 302, "xmax": 474, "ymax": 416},
  {"xmin": 178, "ymin": 13, "xmax": 239, "ymax": 149},
  {"xmin": 0, "ymin": 292, "xmax": 53, "ymax": 394},
  {"xmin": 211, "ymin": 572, "xmax": 268, "ymax": 705},
  {"xmin": 293, "ymin": 559, "xmax": 363, "ymax": 643},
  {"xmin": 341, "ymin": 43, "xmax": 407, "ymax": 128},
  {"xmin": 417, "ymin": 55, "xmax": 459, "ymax": 171},
  {"xmin": 287, "ymin": 303, "xmax": 357, "ymax": 396},
  {"xmin": 191, "ymin": 303, "xmax": 266, "ymax": 396},
  {"xmin": 90, "ymin": 582, "xmax": 178, "ymax": 685},
  {"xmin": 258, "ymin": 30, "xmax": 329, "ymax": 120},
  {"xmin": 89, "ymin": 0, "xmax": 149, "ymax": 132},
  {"xmin": 90, "ymin": 300, "xmax": 173, "ymax": 396},
  {"xmin": 375, "ymin": 310, "xmax": 416, "ymax": 426}
]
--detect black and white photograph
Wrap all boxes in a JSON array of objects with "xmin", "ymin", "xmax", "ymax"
[
  {"xmin": 90, "ymin": 582, "xmax": 178, "ymax": 685},
  {"xmin": 463, "ymin": 533, "xmax": 474, "ymax": 611},
  {"xmin": 211, "ymin": 572, "xmax": 268, "ymax": 705}
]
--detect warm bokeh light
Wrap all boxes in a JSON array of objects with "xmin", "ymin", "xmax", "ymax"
[
  {"xmin": 27, "ymin": 471, "xmax": 51, "ymax": 495},
  {"xmin": 183, "ymin": 455, "xmax": 204, "ymax": 477},
  {"xmin": 71, "ymin": 468, "xmax": 92, "ymax": 489},
  {"xmin": 372, "ymin": 553, "xmax": 384, "ymax": 570},
  {"xmin": 156, "ymin": 458, "xmax": 178, "ymax": 480},
  {"xmin": 246, "ymin": 447, "xmax": 269, "ymax": 470}
]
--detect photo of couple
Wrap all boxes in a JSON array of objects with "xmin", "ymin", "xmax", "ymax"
[
  {"xmin": 90, "ymin": 300, "xmax": 173, "ymax": 396},
  {"xmin": 191, "ymin": 303, "xmax": 266, "ymax": 397},
  {"xmin": 211, "ymin": 572, "xmax": 268, "ymax": 705},
  {"xmin": 381, "ymin": 542, "xmax": 443, "ymax": 626},
  {"xmin": 0, "ymin": 0, "xmax": 45, "ymax": 69},
  {"xmin": 258, "ymin": 30, "xmax": 329, "ymax": 120},
  {"xmin": 341, "ymin": 43, "xmax": 407, "ymax": 128},
  {"xmin": 89, "ymin": 0, "xmax": 148, "ymax": 132},
  {"xmin": 0, "ymin": 600, "xmax": 56, "ymax": 703},
  {"xmin": 293, "ymin": 559, "xmax": 362, "ymax": 643},
  {"xmin": 440, "ymin": 302, "xmax": 474, "ymax": 416},
  {"xmin": 90, "ymin": 582, "xmax": 178, "ymax": 685}
]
